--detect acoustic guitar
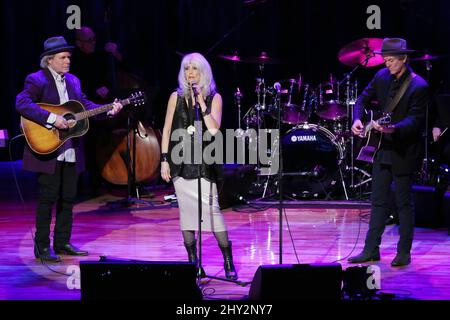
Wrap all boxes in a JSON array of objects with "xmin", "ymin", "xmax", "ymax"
[
  {"xmin": 21, "ymin": 91, "xmax": 145, "ymax": 155},
  {"xmin": 356, "ymin": 110, "xmax": 392, "ymax": 163}
]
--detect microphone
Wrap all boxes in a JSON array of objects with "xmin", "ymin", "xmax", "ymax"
[
  {"xmin": 190, "ymin": 81, "xmax": 199, "ymax": 97},
  {"xmin": 273, "ymin": 82, "xmax": 281, "ymax": 93}
]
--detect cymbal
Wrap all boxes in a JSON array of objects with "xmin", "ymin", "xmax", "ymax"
[
  {"xmin": 243, "ymin": 52, "xmax": 282, "ymax": 64},
  {"xmin": 338, "ymin": 38, "xmax": 385, "ymax": 67},
  {"xmin": 217, "ymin": 52, "xmax": 244, "ymax": 62},
  {"xmin": 411, "ymin": 53, "xmax": 448, "ymax": 62}
]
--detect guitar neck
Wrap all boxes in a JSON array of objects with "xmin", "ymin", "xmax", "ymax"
[
  {"xmin": 75, "ymin": 99, "xmax": 129, "ymax": 120},
  {"xmin": 363, "ymin": 113, "xmax": 391, "ymax": 136}
]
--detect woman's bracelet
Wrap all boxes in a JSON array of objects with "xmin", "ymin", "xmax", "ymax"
[
  {"xmin": 201, "ymin": 107, "xmax": 211, "ymax": 117},
  {"xmin": 161, "ymin": 153, "xmax": 168, "ymax": 162}
]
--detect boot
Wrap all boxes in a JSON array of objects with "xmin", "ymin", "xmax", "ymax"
[
  {"xmin": 184, "ymin": 242, "xmax": 205, "ymax": 278},
  {"xmin": 348, "ymin": 249, "xmax": 380, "ymax": 263},
  {"xmin": 391, "ymin": 252, "xmax": 411, "ymax": 267},
  {"xmin": 219, "ymin": 241, "xmax": 238, "ymax": 280}
]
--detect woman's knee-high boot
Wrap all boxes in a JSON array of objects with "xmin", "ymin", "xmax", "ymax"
[
  {"xmin": 219, "ymin": 241, "xmax": 238, "ymax": 280},
  {"xmin": 184, "ymin": 241, "xmax": 205, "ymax": 277}
]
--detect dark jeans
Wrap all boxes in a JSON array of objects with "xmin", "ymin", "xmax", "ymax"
[
  {"xmin": 364, "ymin": 158, "xmax": 415, "ymax": 254},
  {"xmin": 35, "ymin": 161, "xmax": 78, "ymax": 249}
]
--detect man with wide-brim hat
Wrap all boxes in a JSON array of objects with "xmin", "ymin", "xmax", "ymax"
[
  {"xmin": 16, "ymin": 36, "xmax": 123, "ymax": 262},
  {"xmin": 374, "ymin": 38, "xmax": 415, "ymax": 56},
  {"xmin": 349, "ymin": 38, "xmax": 429, "ymax": 267},
  {"xmin": 40, "ymin": 36, "xmax": 75, "ymax": 59}
]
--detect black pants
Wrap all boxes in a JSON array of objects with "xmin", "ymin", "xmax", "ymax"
[
  {"xmin": 35, "ymin": 161, "xmax": 78, "ymax": 249},
  {"xmin": 364, "ymin": 158, "xmax": 415, "ymax": 254}
]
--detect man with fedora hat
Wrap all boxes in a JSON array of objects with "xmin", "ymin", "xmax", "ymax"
[
  {"xmin": 16, "ymin": 36, "xmax": 123, "ymax": 262},
  {"xmin": 349, "ymin": 38, "xmax": 429, "ymax": 267}
]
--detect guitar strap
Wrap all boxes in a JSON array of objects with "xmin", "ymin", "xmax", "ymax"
[{"xmin": 385, "ymin": 72, "xmax": 417, "ymax": 114}]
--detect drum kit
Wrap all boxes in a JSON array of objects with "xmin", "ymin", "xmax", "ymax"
[{"xmin": 219, "ymin": 38, "xmax": 388, "ymax": 200}]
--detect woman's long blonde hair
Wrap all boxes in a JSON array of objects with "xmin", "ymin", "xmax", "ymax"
[{"xmin": 177, "ymin": 52, "xmax": 216, "ymax": 98}]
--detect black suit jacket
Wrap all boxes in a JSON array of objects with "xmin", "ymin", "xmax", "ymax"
[{"xmin": 354, "ymin": 67, "xmax": 429, "ymax": 175}]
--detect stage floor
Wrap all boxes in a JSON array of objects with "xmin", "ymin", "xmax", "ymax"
[{"xmin": 1, "ymin": 190, "xmax": 450, "ymax": 300}]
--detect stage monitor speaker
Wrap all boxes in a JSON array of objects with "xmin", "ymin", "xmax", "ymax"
[
  {"xmin": 443, "ymin": 191, "xmax": 450, "ymax": 234},
  {"xmin": 248, "ymin": 263, "xmax": 343, "ymax": 300},
  {"xmin": 390, "ymin": 185, "xmax": 446, "ymax": 228},
  {"xmin": 80, "ymin": 260, "xmax": 202, "ymax": 301}
]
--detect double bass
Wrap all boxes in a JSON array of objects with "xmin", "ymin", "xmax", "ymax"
[{"xmin": 97, "ymin": 120, "xmax": 161, "ymax": 186}]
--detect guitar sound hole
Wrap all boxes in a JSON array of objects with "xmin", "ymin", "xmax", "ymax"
[{"xmin": 63, "ymin": 113, "xmax": 77, "ymax": 129}]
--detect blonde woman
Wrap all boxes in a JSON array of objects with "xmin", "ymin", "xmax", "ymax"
[{"xmin": 160, "ymin": 53, "xmax": 237, "ymax": 280}]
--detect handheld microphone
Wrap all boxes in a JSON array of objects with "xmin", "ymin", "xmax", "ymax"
[{"xmin": 190, "ymin": 81, "xmax": 199, "ymax": 97}]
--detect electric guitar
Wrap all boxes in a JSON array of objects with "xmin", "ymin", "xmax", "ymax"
[
  {"xmin": 356, "ymin": 110, "xmax": 392, "ymax": 163},
  {"xmin": 21, "ymin": 91, "xmax": 145, "ymax": 155}
]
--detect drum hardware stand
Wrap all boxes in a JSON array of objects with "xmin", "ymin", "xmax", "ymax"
[
  {"xmin": 251, "ymin": 66, "xmax": 269, "ymax": 195},
  {"xmin": 338, "ymin": 57, "xmax": 368, "ymax": 197},
  {"xmin": 234, "ymin": 87, "xmax": 247, "ymax": 161},
  {"xmin": 347, "ymin": 165, "xmax": 372, "ymax": 187},
  {"xmin": 338, "ymin": 159, "xmax": 349, "ymax": 201},
  {"xmin": 251, "ymin": 82, "xmax": 287, "ymax": 263},
  {"xmin": 235, "ymin": 87, "xmax": 244, "ymax": 135},
  {"xmin": 254, "ymin": 133, "xmax": 279, "ymax": 200}
]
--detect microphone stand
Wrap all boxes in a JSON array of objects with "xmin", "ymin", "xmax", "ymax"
[
  {"xmin": 275, "ymin": 86, "xmax": 284, "ymax": 264},
  {"xmin": 192, "ymin": 87, "xmax": 249, "ymax": 286},
  {"xmin": 192, "ymin": 89, "xmax": 204, "ymax": 281},
  {"xmin": 421, "ymin": 60, "xmax": 432, "ymax": 184}
]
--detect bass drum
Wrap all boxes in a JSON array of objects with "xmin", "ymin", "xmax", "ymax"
[{"xmin": 281, "ymin": 124, "xmax": 344, "ymax": 198}]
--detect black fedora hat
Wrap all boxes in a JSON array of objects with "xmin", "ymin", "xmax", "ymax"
[
  {"xmin": 40, "ymin": 36, "xmax": 74, "ymax": 59},
  {"xmin": 374, "ymin": 38, "xmax": 415, "ymax": 55}
]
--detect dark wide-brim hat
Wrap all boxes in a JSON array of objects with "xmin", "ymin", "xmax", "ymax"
[
  {"xmin": 40, "ymin": 36, "xmax": 74, "ymax": 59},
  {"xmin": 374, "ymin": 38, "xmax": 415, "ymax": 55}
]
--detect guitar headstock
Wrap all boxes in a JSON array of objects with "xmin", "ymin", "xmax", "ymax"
[{"xmin": 128, "ymin": 91, "xmax": 146, "ymax": 107}]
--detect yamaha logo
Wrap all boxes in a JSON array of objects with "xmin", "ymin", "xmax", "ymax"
[{"xmin": 291, "ymin": 135, "xmax": 317, "ymax": 142}]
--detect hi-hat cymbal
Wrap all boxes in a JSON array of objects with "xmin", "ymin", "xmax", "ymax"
[
  {"xmin": 244, "ymin": 52, "xmax": 282, "ymax": 64},
  {"xmin": 338, "ymin": 38, "xmax": 384, "ymax": 67},
  {"xmin": 411, "ymin": 53, "xmax": 448, "ymax": 62},
  {"xmin": 217, "ymin": 52, "xmax": 244, "ymax": 62}
]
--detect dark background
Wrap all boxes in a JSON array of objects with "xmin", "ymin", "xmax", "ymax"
[{"xmin": 1, "ymin": 0, "xmax": 450, "ymax": 160}]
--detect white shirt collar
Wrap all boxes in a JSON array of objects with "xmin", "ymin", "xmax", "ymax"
[{"xmin": 48, "ymin": 66, "xmax": 65, "ymax": 82}]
